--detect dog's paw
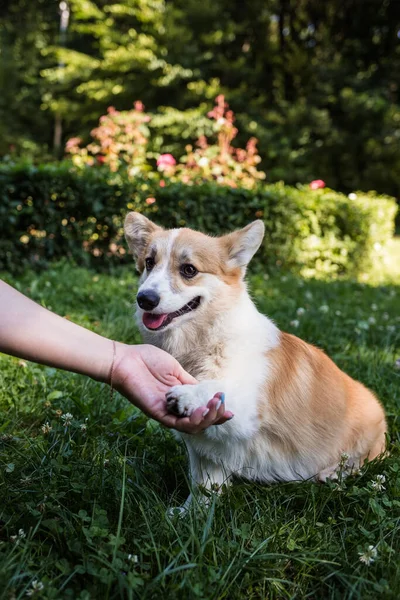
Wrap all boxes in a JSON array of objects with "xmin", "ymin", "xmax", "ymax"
[{"xmin": 166, "ymin": 385, "xmax": 203, "ymax": 417}]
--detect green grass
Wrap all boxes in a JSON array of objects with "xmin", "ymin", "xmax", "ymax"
[{"xmin": 0, "ymin": 251, "xmax": 399, "ymax": 599}]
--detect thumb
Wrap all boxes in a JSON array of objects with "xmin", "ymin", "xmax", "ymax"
[{"xmin": 175, "ymin": 364, "xmax": 198, "ymax": 385}]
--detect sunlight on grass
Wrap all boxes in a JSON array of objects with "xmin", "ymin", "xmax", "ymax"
[{"xmin": 360, "ymin": 237, "xmax": 400, "ymax": 285}]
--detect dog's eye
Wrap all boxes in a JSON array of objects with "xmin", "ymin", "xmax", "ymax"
[
  {"xmin": 180, "ymin": 264, "xmax": 198, "ymax": 279},
  {"xmin": 145, "ymin": 257, "xmax": 155, "ymax": 271}
]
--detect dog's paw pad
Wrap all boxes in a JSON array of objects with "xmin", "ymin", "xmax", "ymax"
[
  {"xmin": 166, "ymin": 392, "xmax": 187, "ymax": 417},
  {"xmin": 166, "ymin": 397, "xmax": 184, "ymax": 417},
  {"xmin": 166, "ymin": 387, "xmax": 196, "ymax": 417}
]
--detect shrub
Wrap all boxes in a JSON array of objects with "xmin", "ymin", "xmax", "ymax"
[
  {"xmin": 168, "ymin": 95, "xmax": 266, "ymax": 189},
  {"xmin": 66, "ymin": 102, "xmax": 151, "ymax": 175},
  {"xmin": 0, "ymin": 162, "xmax": 397, "ymax": 277},
  {"xmin": 65, "ymin": 95, "xmax": 266, "ymax": 189}
]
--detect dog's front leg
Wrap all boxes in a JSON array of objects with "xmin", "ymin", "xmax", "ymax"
[
  {"xmin": 174, "ymin": 445, "xmax": 231, "ymax": 515},
  {"xmin": 166, "ymin": 380, "xmax": 225, "ymax": 417}
]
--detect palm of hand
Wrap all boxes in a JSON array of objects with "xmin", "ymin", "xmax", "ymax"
[{"xmin": 112, "ymin": 344, "xmax": 233, "ymax": 433}]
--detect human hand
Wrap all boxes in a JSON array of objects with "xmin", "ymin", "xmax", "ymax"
[{"xmin": 112, "ymin": 343, "xmax": 234, "ymax": 433}]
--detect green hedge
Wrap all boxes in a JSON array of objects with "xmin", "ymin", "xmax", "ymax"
[{"xmin": 0, "ymin": 163, "xmax": 397, "ymax": 277}]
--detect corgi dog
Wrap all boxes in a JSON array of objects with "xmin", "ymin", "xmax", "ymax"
[{"xmin": 124, "ymin": 212, "xmax": 387, "ymax": 504}]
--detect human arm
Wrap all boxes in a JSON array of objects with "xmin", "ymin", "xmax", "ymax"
[{"xmin": 0, "ymin": 280, "xmax": 233, "ymax": 432}]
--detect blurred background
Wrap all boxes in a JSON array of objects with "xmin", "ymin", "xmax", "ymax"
[{"xmin": 1, "ymin": 0, "xmax": 400, "ymax": 195}]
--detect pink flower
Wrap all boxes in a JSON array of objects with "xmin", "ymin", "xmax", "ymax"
[
  {"xmin": 134, "ymin": 101, "xmax": 144, "ymax": 112},
  {"xmin": 157, "ymin": 154, "xmax": 176, "ymax": 169},
  {"xmin": 309, "ymin": 179, "xmax": 326, "ymax": 190},
  {"xmin": 145, "ymin": 197, "xmax": 156, "ymax": 205},
  {"xmin": 159, "ymin": 179, "xmax": 166, "ymax": 187},
  {"xmin": 107, "ymin": 106, "xmax": 119, "ymax": 115},
  {"xmin": 65, "ymin": 137, "xmax": 82, "ymax": 151}
]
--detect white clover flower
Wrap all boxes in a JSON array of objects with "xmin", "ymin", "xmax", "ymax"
[
  {"xmin": 387, "ymin": 325, "xmax": 396, "ymax": 333},
  {"xmin": 368, "ymin": 316, "xmax": 376, "ymax": 325},
  {"xmin": 10, "ymin": 529, "xmax": 26, "ymax": 545},
  {"xmin": 319, "ymin": 305, "xmax": 329, "ymax": 313},
  {"xmin": 395, "ymin": 358, "xmax": 400, "ymax": 370},
  {"xmin": 61, "ymin": 413, "xmax": 73, "ymax": 426},
  {"xmin": 128, "ymin": 554, "xmax": 138, "ymax": 563},
  {"xmin": 281, "ymin": 275, "xmax": 288, "ymax": 282},
  {"xmin": 359, "ymin": 545, "xmax": 378, "ymax": 565},
  {"xmin": 383, "ymin": 313, "xmax": 389, "ymax": 320},
  {"xmin": 296, "ymin": 307, "xmax": 306, "ymax": 316},
  {"xmin": 371, "ymin": 474, "xmax": 386, "ymax": 492},
  {"xmin": 41, "ymin": 422, "xmax": 52, "ymax": 435},
  {"xmin": 290, "ymin": 319, "xmax": 300, "ymax": 328},
  {"xmin": 26, "ymin": 579, "xmax": 44, "ymax": 596},
  {"xmin": 371, "ymin": 303, "xmax": 378, "ymax": 311},
  {"xmin": 348, "ymin": 193, "xmax": 357, "ymax": 200},
  {"xmin": 305, "ymin": 291, "xmax": 313, "ymax": 300},
  {"xmin": 80, "ymin": 424, "xmax": 87, "ymax": 433},
  {"xmin": 337, "ymin": 453, "xmax": 350, "ymax": 472}
]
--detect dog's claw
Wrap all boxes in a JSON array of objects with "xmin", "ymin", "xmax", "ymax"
[{"xmin": 166, "ymin": 392, "xmax": 186, "ymax": 417}]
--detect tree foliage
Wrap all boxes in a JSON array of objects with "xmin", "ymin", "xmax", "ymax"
[{"xmin": 1, "ymin": 0, "xmax": 400, "ymax": 196}]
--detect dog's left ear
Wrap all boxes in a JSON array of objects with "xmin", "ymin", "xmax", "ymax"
[{"xmin": 224, "ymin": 220, "xmax": 265, "ymax": 269}]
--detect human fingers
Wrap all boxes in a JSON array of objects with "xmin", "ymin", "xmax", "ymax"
[
  {"xmin": 183, "ymin": 394, "xmax": 234, "ymax": 431},
  {"xmin": 209, "ymin": 392, "xmax": 234, "ymax": 425}
]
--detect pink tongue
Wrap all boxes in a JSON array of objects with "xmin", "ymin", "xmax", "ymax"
[{"xmin": 143, "ymin": 312, "xmax": 169, "ymax": 330}]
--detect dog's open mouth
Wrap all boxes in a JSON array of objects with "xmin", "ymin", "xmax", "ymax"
[{"xmin": 142, "ymin": 296, "xmax": 201, "ymax": 331}]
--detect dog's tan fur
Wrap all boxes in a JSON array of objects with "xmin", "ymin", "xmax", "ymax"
[{"xmin": 262, "ymin": 333, "xmax": 386, "ymax": 476}]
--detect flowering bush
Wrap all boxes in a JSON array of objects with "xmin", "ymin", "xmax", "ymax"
[
  {"xmin": 65, "ymin": 102, "xmax": 150, "ymax": 175},
  {"xmin": 66, "ymin": 95, "xmax": 265, "ymax": 189},
  {"xmin": 164, "ymin": 95, "xmax": 266, "ymax": 189}
]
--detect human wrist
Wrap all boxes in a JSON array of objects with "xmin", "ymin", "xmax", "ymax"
[
  {"xmin": 106, "ymin": 341, "xmax": 139, "ymax": 389},
  {"xmin": 89, "ymin": 338, "xmax": 118, "ymax": 384}
]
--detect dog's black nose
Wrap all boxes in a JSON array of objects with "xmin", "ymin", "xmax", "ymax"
[{"xmin": 137, "ymin": 290, "xmax": 160, "ymax": 311}]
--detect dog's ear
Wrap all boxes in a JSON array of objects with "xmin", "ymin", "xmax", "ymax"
[
  {"xmin": 124, "ymin": 212, "xmax": 162, "ymax": 269},
  {"xmin": 223, "ymin": 220, "xmax": 265, "ymax": 269}
]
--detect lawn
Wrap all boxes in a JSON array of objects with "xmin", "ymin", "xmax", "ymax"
[{"xmin": 0, "ymin": 246, "xmax": 399, "ymax": 599}]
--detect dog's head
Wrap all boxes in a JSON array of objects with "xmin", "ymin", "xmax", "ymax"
[{"xmin": 124, "ymin": 212, "xmax": 264, "ymax": 333}]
